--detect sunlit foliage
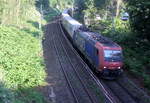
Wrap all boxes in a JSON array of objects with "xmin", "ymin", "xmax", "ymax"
[
  {"xmin": 0, "ymin": 0, "xmax": 46, "ymax": 102},
  {"xmin": 0, "ymin": 0, "xmax": 37, "ymax": 26}
]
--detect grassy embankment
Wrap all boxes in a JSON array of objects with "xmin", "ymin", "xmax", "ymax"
[{"xmin": 0, "ymin": 6, "xmax": 54, "ymax": 103}]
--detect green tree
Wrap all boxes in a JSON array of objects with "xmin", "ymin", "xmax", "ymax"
[
  {"xmin": 0, "ymin": 0, "xmax": 35, "ymax": 26},
  {"xmin": 127, "ymin": 0, "xmax": 150, "ymax": 40},
  {"xmin": 49, "ymin": 0, "xmax": 72, "ymax": 10}
]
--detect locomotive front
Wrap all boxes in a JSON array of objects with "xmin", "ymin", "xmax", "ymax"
[{"xmin": 96, "ymin": 42, "xmax": 123, "ymax": 79}]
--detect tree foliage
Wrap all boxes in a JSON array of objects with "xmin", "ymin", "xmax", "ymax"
[
  {"xmin": 127, "ymin": 0, "xmax": 150, "ymax": 40},
  {"xmin": 0, "ymin": 0, "xmax": 47, "ymax": 102},
  {"xmin": 74, "ymin": 0, "xmax": 125, "ymax": 25},
  {"xmin": 49, "ymin": 0, "xmax": 73, "ymax": 10},
  {"xmin": 0, "ymin": 0, "xmax": 36, "ymax": 26}
]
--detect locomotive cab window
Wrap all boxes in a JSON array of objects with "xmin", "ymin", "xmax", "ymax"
[{"xmin": 104, "ymin": 50, "xmax": 123, "ymax": 62}]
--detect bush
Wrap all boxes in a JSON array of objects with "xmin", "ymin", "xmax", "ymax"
[
  {"xmin": 0, "ymin": 83, "xmax": 15, "ymax": 103},
  {"xmin": 0, "ymin": 26, "xmax": 46, "ymax": 88},
  {"xmin": 144, "ymin": 76, "xmax": 150, "ymax": 89},
  {"xmin": 0, "ymin": 26, "xmax": 46, "ymax": 102}
]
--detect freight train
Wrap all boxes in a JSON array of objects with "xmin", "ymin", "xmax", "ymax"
[{"xmin": 61, "ymin": 9, "xmax": 123, "ymax": 79}]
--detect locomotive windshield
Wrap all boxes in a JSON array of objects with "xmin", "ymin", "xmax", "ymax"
[{"xmin": 104, "ymin": 50, "xmax": 123, "ymax": 62}]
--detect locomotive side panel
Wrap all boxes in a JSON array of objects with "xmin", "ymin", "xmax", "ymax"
[
  {"xmin": 74, "ymin": 31, "xmax": 99, "ymax": 69},
  {"xmin": 85, "ymin": 40, "xmax": 99, "ymax": 69},
  {"xmin": 73, "ymin": 31, "xmax": 86, "ymax": 53},
  {"xmin": 85, "ymin": 41, "xmax": 95, "ymax": 64}
]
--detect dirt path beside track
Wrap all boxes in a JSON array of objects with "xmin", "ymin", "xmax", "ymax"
[{"xmin": 40, "ymin": 23, "xmax": 75, "ymax": 103}]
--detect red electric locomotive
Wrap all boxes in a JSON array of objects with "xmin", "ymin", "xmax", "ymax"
[
  {"xmin": 94, "ymin": 34, "xmax": 123, "ymax": 78},
  {"xmin": 61, "ymin": 9, "xmax": 123, "ymax": 79}
]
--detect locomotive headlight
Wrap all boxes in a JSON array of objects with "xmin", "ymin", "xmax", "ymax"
[
  {"xmin": 118, "ymin": 67, "xmax": 121, "ymax": 69},
  {"xmin": 104, "ymin": 67, "xmax": 106, "ymax": 69}
]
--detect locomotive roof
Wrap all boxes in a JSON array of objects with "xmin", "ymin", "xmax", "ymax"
[
  {"xmin": 89, "ymin": 32, "xmax": 119, "ymax": 47},
  {"xmin": 78, "ymin": 27, "xmax": 119, "ymax": 47}
]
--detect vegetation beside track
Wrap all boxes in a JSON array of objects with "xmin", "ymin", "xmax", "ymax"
[
  {"xmin": 0, "ymin": 0, "xmax": 49, "ymax": 102},
  {"xmin": 0, "ymin": 26, "xmax": 46, "ymax": 103},
  {"xmin": 0, "ymin": 0, "xmax": 67, "ymax": 102}
]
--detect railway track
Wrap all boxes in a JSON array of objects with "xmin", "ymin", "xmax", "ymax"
[
  {"xmin": 45, "ymin": 18, "xmax": 149, "ymax": 103},
  {"xmin": 101, "ymin": 79, "xmax": 137, "ymax": 103},
  {"xmin": 53, "ymin": 23, "xmax": 101, "ymax": 103},
  {"xmin": 45, "ymin": 21, "xmax": 117, "ymax": 103},
  {"xmin": 57, "ymin": 21, "xmax": 149, "ymax": 103},
  {"xmin": 57, "ymin": 22, "xmax": 119, "ymax": 103},
  {"xmin": 58, "ymin": 21, "xmax": 140, "ymax": 102},
  {"xmin": 53, "ymin": 26, "xmax": 79, "ymax": 103},
  {"xmin": 57, "ymin": 27, "xmax": 97, "ymax": 103},
  {"xmin": 116, "ymin": 75, "xmax": 150, "ymax": 103},
  {"xmin": 58, "ymin": 21, "xmax": 140, "ymax": 103}
]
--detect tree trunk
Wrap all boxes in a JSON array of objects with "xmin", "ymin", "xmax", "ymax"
[
  {"xmin": 116, "ymin": 0, "xmax": 122, "ymax": 17},
  {"xmin": 16, "ymin": 0, "xmax": 21, "ymax": 26}
]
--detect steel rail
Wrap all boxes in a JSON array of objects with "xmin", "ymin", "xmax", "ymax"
[
  {"xmin": 103, "ymin": 80, "xmax": 137, "ymax": 103},
  {"xmin": 52, "ymin": 24, "xmax": 80, "ymax": 103},
  {"xmin": 58, "ymin": 22, "xmax": 117, "ymax": 103},
  {"xmin": 116, "ymin": 81, "xmax": 139, "ymax": 103},
  {"xmin": 56, "ymin": 24, "xmax": 97, "ymax": 103}
]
